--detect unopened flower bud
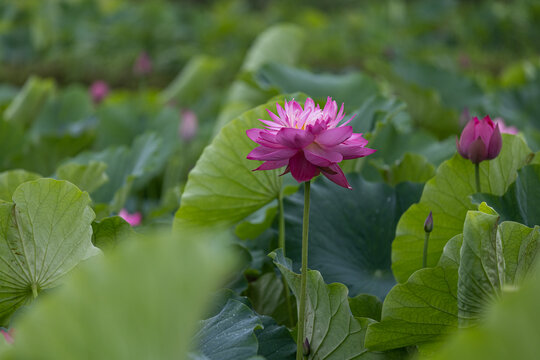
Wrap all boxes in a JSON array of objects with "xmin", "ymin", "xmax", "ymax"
[
  {"xmin": 303, "ymin": 338, "xmax": 310, "ymax": 356},
  {"xmin": 456, "ymin": 115, "xmax": 502, "ymax": 164},
  {"xmin": 424, "ymin": 211, "xmax": 433, "ymax": 233}
]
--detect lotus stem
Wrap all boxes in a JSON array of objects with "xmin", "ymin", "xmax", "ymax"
[
  {"xmin": 278, "ymin": 191, "xmax": 295, "ymax": 328},
  {"xmin": 475, "ymin": 163, "xmax": 481, "ymax": 193},
  {"xmin": 423, "ymin": 232, "xmax": 430, "ymax": 268},
  {"xmin": 297, "ymin": 181, "xmax": 311, "ymax": 360}
]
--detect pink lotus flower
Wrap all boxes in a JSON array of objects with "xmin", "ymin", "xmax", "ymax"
[
  {"xmin": 179, "ymin": 109, "xmax": 198, "ymax": 141},
  {"xmin": 1, "ymin": 329, "xmax": 13, "ymax": 344},
  {"xmin": 246, "ymin": 97, "xmax": 376, "ymax": 189},
  {"xmin": 457, "ymin": 115, "xmax": 502, "ymax": 164},
  {"xmin": 90, "ymin": 80, "xmax": 109, "ymax": 104},
  {"xmin": 119, "ymin": 209, "xmax": 142, "ymax": 227},
  {"xmin": 133, "ymin": 52, "xmax": 152, "ymax": 76},
  {"xmin": 493, "ymin": 117, "xmax": 519, "ymax": 135}
]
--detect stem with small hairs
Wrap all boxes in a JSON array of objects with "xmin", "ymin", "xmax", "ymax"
[
  {"xmin": 278, "ymin": 190, "xmax": 295, "ymax": 328},
  {"xmin": 423, "ymin": 232, "xmax": 430, "ymax": 268},
  {"xmin": 296, "ymin": 181, "xmax": 311, "ymax": 360}
]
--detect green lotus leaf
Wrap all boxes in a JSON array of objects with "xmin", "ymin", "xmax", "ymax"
[{"xmin": 0, "ymin": 179, "xmax": 99, "ymax": 326}]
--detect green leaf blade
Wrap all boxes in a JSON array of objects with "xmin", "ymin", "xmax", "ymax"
[{"xmin": 0, "ymin": 179, "xmax": 99, "ymax": 325}]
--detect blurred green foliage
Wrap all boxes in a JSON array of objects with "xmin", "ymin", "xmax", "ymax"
[{"xmin": 1, "ymin": 0, "xmax": 539, "ymax": 88}]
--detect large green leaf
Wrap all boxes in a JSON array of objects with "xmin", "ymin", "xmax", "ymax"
[
  {"xmin": 0, "ymin": 170, "xmax": 41, "ymax": 202},
  {"xmin": 365, "ymin": 235, "xmax": 461, "ymax": 351},
  {"xmin": 8, "ymin": 231, "xmax": 235, "ymax": 360},
  {"xmin": 427, "ymin": 255, "xmax": 540, "ymax": 360},
  {"xmin": 271, "ymin": 250, "xmax": 403, "ymax": 359},
  {"xmin": 283, "ymin": 174, "xmax": 423, "ymax": 298},
  {"xmin": 392, "ymin": 134, "xmax": 533, "ymax": 283},
  {"xmin": 0, "ymin": 179, "xmax": 99, "ymax": 326},
  {"xmin": 472, "ymin": 165, "xmax": 540, "ymax": 227},
  {"xmin": 174, "ymin": 98, "xmax": 291, "ymax": 231},
  {"xmin": 457, "ymin": 210, "xmax": 504, "ymax": 327},
  {"xmin": 191, "ymin": 299, "xmax": 263, "ymax": 360},
  {"xmin": 56, "ymin": 161, "xmax": 108, "ymax": 194}
]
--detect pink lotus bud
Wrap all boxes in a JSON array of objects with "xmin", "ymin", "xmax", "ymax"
[
  {"xmin": 133, "ymin": 52, "xmax": 152, "ymax": 76},
  {"xmin": 456, "ymin": 115, "xmax": 502, "ymax": 164},
  {"xmin": 1, "ymin": 329, "xmax": 14, "ymax": 344},
  {"xmin": 179, "ymin": 109, "xmax": 198, "ymax": 141},
  {"xmin": 90, "ymin": 80, "xmax": 109, "ymax": 104},
  {"xmin": 119, "ymin": 209, "xmax": 142, "ymax": 227},
  {"xmin": 493, "ymin": 117, "xmax": 519, "ymax": 135}
]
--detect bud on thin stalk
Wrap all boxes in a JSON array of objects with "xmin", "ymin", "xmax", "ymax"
[
  {"xmin": 423, "ymin": 211, "xmax": 433, "ymax": 268},
  {"xmin": 303, "ymin": 338, "xmax": 310, "ymax": 357},
  {"xmin": 456, "ymin": 115, "xmax": 503, "ymax": 194}
]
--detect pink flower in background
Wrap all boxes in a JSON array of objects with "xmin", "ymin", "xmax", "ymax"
[
  {"xmin": 459, "ymin": 107, "xmax": 471, "ymax": 127},
  {"xmin": 246, "ymin": 97, "xmax": 376, "ymax": 189},
  {"xmin": 179, "ymin": 109, "xmax": 198, "ymax": 141},
  {"xmin": 119, "ymin": 209, "xmax": 142, "ymax": 227},
  {"xmin": 457, "ymin": 115, "xmax": 502, "ymax": 164},
  {"xmin": 133, "ymin": 52, "xmax": 152, "ymax": 75},
  {"xmin": 1, "ymin": 329, "xmax": 14, "ymax": 344},
  {"xmin": 89, "ymin": 80, "xmax": 109, "ymax": 104},
  {"xmin": 493, "ymin": 117, "xmax": 519, "ymax": 135}
]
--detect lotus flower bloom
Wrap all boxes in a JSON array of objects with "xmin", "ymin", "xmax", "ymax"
[
  {"xmin": 493, "ymin": 117, "xmax": 519, "ymax": 135},
  {"xmin": 456, "ymin": 115, "xmax": 502, "ymax": 164},
  {"xmin": 119, "ymin": 209, "xmax": 142, "ymax": 227},
  {"xmin": 246, "ymin": 97, "xmax": 376, "ymax": 189},
  {"xmin": 89, "ymin": 80, "xmax": 109, "ymax": 104},
  {"xmin": 133, "ymin": 52, "xmax": 152, "ymax": 76}
]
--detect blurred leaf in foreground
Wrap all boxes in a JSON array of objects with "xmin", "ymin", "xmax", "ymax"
[{"xmin": 10, "ymin": 229, "xmax": 236, "ymax": 360}]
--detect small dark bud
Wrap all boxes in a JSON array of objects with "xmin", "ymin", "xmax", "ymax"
[
  {"xmin": 424, "ymin": 211, "xmax": 433, "ymax": 233},
  {"xmin": 303, "ymin": 338, "xmax": 310, "ymax": 356}
]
